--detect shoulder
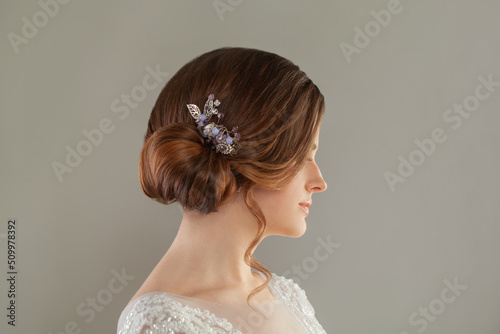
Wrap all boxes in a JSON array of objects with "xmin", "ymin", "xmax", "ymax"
[
  {"xmin": 116, "ymin": 292, "xmax": 241, "ymax": 334},
  {"xmin": 117, "ymin": 292, "xmax": 176, "ymax": 334}
]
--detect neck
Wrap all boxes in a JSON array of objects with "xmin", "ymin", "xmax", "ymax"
[{"xmin": 159, "ymin": 192, "xmax": 266, "ymax": 295}]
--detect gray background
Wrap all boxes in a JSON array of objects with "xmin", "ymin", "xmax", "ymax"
[{"xmin": 1, "ymin": 0, "xmax": 499, "ymax": 333}]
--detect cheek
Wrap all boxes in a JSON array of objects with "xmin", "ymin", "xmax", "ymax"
[
  {"xmin": 253, "ymin": 184, "xmax": 301, "ymax": 222},
  {"xmin": 270, "ymin": 190, "xmax": 298, "ymax": 217},
  {"xmin": 253, "ymin": 190, "xmax": 278, "ymax": 215},
  {"xmin": 254, "ymin": 192, "xmax": 289, "ymax": 222}
]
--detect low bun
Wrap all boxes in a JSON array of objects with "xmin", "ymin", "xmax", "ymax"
[{"xmin": 138, "ymin": 123, "xmax": 239, "ymax": 214}]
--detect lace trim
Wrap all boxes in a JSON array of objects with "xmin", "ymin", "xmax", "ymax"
[
  {"xmin": 118, "ymin": 293, "xmax": 242, "ymax": 334},
  {"xmin": 118, "ymin": 273, "xmax": 326, "ymax": 333},
  {"xmin": 269, "ymin": 273, "xmax": 327, "ymax": 334}
]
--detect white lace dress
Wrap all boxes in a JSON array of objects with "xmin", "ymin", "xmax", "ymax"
[{"xmin": 116, "ymin": 272, "xmax": 327, "ymax": 333}]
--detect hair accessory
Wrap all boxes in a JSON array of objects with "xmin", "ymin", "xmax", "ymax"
[{"xmin": 187, "ymin": 94, "xmax": 241, "ymax": 156}]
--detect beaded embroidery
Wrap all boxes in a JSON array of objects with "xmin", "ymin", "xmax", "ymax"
[{"xmin": 117, "ymin": 273, "xmax": 327, "ymax": 334}]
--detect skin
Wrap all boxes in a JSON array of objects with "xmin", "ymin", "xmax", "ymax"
[{"xmin": 129, "ymin": 130, "xmax": 327, "ymax": 306}]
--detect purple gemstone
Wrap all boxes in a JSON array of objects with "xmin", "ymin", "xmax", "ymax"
[
  {"xmin": 226, "ymin": 136, "xmax": 233, "ymax": 144},
  {"xmin": 208, "ymin": 94, "xmax": 214, "ymax": 100},
  {"xmin": 232, "ymin": 126, "xmax": 238, "ymax": 132},
  {"xmin": 234, "ymin": 133, "xmax": 241, "ymax": 140}
]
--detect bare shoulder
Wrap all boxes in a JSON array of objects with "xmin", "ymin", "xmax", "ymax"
[{"xmin": 126, "ymin": 262, "xmax": 177, "ymax": 307}]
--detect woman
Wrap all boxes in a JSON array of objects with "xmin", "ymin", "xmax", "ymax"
[{"xmin": 117, "ymin": 47, "xmax": 328, "ymax": 333}]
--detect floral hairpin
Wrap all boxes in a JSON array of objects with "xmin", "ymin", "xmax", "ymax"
[{"xmin": 187, "ymin": 94, "xmax": 241, "ymax": 156}]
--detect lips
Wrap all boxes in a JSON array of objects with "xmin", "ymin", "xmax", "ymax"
[{"xmin": 298, "ymin": 201, "xmax": 312, "ymax": 215}]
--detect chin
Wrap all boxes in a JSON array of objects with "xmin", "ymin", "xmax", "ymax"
[
  {"xmin": 272, "ymin": 221, "xmax": 307, "ymax": 238},
  {"xmin": 288, "ymin": 226, "xmax": 307, "ymax": 238}
]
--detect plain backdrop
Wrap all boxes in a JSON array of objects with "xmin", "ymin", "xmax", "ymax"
[{"xmin": 1, "ymin": 1, "xmax": 499, "ymax": 333}]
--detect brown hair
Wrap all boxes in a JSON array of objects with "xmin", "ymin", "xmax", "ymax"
[{"xmin": 138, "ymin": 47, "xmax": 324, "ymax": 312}]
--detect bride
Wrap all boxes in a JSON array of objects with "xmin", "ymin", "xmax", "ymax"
[{"xmin": 117, "ymin": 47, "xmax": 328, "ymax": 333}]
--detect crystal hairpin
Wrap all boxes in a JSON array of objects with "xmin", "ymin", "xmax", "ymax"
[{"xmin": 187, "ymin": 94, "xmax": 241, "ymax": 156}]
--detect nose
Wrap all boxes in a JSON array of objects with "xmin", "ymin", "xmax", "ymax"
[
  {"xmin": 313, "ymin": 177, "xmax": 327, "ymax": 192},
  {"xmin": 309, "ymin": 164, "xmax": 327, "ymax": 192}
]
